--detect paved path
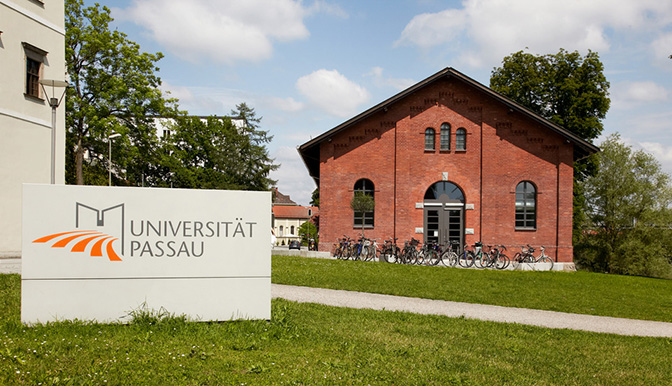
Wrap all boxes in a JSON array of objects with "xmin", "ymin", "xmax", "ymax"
[
  {"xmin": 4, "ymin": 259, "xmax": 670, "ymax": 337},
  {"xmin": 272, "ymin": 284, "xmax": 672, "ymax": 338}
]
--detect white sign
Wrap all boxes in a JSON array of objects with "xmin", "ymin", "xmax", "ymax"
[{"xmin": 22, "ymin": 184, "xmax": 271, "ymax": 324}]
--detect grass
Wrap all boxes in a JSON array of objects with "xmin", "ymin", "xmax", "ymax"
[
  {"xmin": 272, "ymin": 255, "xmax": 672, "ymax": 322},
  {"xmin": 1, "ymin": 257, "xmax": 671, "ymax": 384}
]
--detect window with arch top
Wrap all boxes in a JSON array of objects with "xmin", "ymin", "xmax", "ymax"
[
  {"xmin": 456, "ymin": 128, "xmax": 466, "ymax": 151},
  {"xmin": 353, "ymin": 179, "xmax": 374, "ymax": 228},
  {"xmin": 440, "ymin": 123, "xmax": 451, "ymax": 151},
  {"xmin": 515, "ymin": 181, "xmax": 536, "ymax": 230},
  {"xmin": 424, "ymin": 128, "xmax": 436, "ymax": 151}
]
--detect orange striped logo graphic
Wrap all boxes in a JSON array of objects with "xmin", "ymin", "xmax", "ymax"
[{"xmin": 33, "ymin": 230, "xmax": 122, "ymax": 261}]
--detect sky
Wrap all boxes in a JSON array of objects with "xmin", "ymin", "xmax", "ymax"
[{"xmin": 83, "ymin": 0, "xmax": 672, "ymax": 205}]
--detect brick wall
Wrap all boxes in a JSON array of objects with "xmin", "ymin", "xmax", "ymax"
[{"xmin": 317, "ymin": 77, "xmax": 575, "ymax": 262}]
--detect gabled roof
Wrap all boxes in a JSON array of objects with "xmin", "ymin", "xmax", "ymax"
[
  {"xmin": 272, "ymin": 205, "xmax": 318, "ymax": 219},
  {"xmin": 298, "ymin": 67, "xmax": 599, "ymax": 183},
  {"xmin": 272, "ymin": 188, "xmax": 297, "ymax": 206}
]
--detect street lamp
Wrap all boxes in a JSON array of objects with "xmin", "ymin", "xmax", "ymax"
[
  {"xmin": 108, "ymin": 132, "xmax": 121, "ymax": 186},
  {"xmin": 39, "ymin": 79, "xmax": 69, "ymax": 184}
]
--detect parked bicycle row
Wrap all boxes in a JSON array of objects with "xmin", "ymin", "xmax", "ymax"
[{"xmin": 332, "ymin": 235, "xmax": 555, "ymax": 271}]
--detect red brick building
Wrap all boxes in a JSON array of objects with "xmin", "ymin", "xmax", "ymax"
[{"xmin": 298, "ymin": 68, "xmax": 598, "ymax": 262}]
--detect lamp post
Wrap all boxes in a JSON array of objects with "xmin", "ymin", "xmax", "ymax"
[
  {"xmin": 108, "ymin": 132, "xmax": 121, "ymax": 186},
  {"xmin": 39, "ymin": 79, "xmax": 69, "ymax": 184}
]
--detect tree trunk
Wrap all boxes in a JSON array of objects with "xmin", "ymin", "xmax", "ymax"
[{"xmin": 75, "ymin": 138, "xmax": 84, "ymax": 185}]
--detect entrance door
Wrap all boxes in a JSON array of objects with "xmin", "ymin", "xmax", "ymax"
[
  {"xmin": 424, "ymin": 181, "xmax": 465, "ymax": 251},
  {"xmin": 424, "ymin": 205, "xmax": 463, "ymax": 251}
]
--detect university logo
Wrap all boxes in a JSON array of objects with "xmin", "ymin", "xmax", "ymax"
[{"xmin": 32, "ymin": 203, "xmax": 125, "ymax": 261}]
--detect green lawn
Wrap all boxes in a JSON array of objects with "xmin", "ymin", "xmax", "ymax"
[
  {"xmin": 272, "ymin": 255, "xmax": 672, "ymax": 322},
  {"xmin": 1, "ymin": 257, "xmax": 671, "ymax": 385}
]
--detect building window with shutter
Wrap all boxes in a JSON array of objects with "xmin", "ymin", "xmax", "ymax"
[{"xmin": 22, "ymin": 42, "xmax": 48, "ymax": 100}]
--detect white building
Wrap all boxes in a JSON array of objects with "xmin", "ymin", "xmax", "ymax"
[{"xmin": 0, "ymin": 0, "xmax": 66, "ymax": 257}]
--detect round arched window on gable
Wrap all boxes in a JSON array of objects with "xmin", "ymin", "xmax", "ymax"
[
  {"xmin": 515, "ymin": 181, "xmax": 536, "ymax": 230},
  {"xmin": 425, "ymin": 128, "xmax": 436, "ymax": 151},
  {"xmin": 440, "ymin": 123, "xmax": 451, "ymax": 151},
  {"xmin": 456, "ymin": 128, "xmax": 467, "ymax": 151},
  {"xmin": 353, "ymin": 179, "xmax": 375, "ymax": 228}
]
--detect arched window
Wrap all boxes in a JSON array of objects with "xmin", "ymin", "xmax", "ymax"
[
  {"xmin": 456, "ymin": 128, "xmax": 466, "ymax": 151},
  {"xmin": 440, "ymin": 123, "xmax": 451, "ymax": 151},
  {"xmin": 425, "ymin": 128, "xmax": 435, "ymax": 151},
  {"xmin": 279, "ymin": 225, "xmax": 284, "ymax": 236},
  {"xmin": 424, "ymin": 181, "xmax": 464, "ymax": 202},
  {"xmin": 353, "ymin": 179, "xmax": 374, "ymax": 228},
  {"xmin": 290, "ymin": 225, "xmax": 295, "ymax": 235},
  {"xmin": 515, "ymin": 181, "xmax": 536, "ymax": 229}
]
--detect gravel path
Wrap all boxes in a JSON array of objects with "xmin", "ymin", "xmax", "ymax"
[{"xmin": 272, "ymin": 284, "xmax": 672, "ymax": 338}]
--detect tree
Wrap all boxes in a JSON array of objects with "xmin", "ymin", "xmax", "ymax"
[
  {"xmin": 298, "ymin": 221, "xmax": 318, "ymax": 246},
  {"xmin": 350, "ymin": 192, "xmax": 375, "ymax": 236},
  {"xmin": 490, "ymin": 49, "xmax": 610, "ymax": 142},
  {"xmin": 490, "ymin": 49, "xmax": 611, "ymax": 246},
  {"xmin": 65, "ymin": 0, "xmax": 177, "ymax": 185},
  {"xmin": 310, "ymin": 188, "xmax": 319, "ymax": 207},
  {"xmin": 162, "ymin": 113, "xmax": 278, "ymax": 191},
  {"xmin": 229, "ymin": 103, "xmax": 279, "ymax": 190},
  {"xmin": 575, "ymin": 134, "xmax": 672, "ymax": 279}
]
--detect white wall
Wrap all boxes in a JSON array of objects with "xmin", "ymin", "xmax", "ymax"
[{"xmin": 0, "ymin": 0, "xmax": 66, "ymax": 257}]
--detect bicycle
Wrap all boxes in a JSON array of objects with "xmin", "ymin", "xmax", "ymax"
[
  {"xmin": 476, "ymin": 244, "xmax": 510, "ymax": 270},
  {"xmin": 512, "ymin": 245, "xmax": 554, "ymax": 271},
  {"xmin": 382, "ymin": 238, "xmax": 400, "ymax": 263},
  {"xmin": 400, "ymin": 238, "xmax": 420, "ymax": 265},
  {"xmin": 419, "ymin": 241, "xmax": 441, "ymax": 266},
  {"xmin": 440, "ymin": 240, "xmax": 461, "ymax": 267},
  {"xmin": 458, "ymin": 242, "xmax": 478, "ymax": 268}
]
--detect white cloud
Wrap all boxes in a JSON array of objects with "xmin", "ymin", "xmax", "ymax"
[
  {"xmin": 267, "ymin": 97, "xmax": 305, "ymax": 113},
  {"xmin": 296, "ymin": 69, "xmax": 371, "ymax": 117},
  {"xmin": 306, "ymin": 0, "xmax": 348, "ymax": 19},
  {"xmin": 398, "ymin": 0, "xmax": 672, "ymax": 68},
  {"xmin": 124, "ymin": 0, "xmax": 309, "ymax": 64},
  {"xmin": 611, "ymin": 81, "xmax": 668, "ymax": 109},
  {"xmin": 365, "ymin": 67, "xmax": 415, "ymax": 91},
  {"xmin": 651, "ymin": 32, "xmax": 672, "ymax": 65},
  {"xmin": 269, "ymin": 146, "xmax": 316, "ymax": 206}
]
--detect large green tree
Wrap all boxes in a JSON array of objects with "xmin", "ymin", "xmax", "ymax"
[
  {"xmin": 490, "ymin": 49, "xmax": 611, "ymax": 246},
  {"xmin": 65, "ymin": 0, "xmax": 177, "ymax": 185},
  {"xmin": 576, "ymin": 134, "xmax": 672, "ymax": 279},
  {"xmin": 161, "ymin": 111, "xmax": 278, "ymax": 191},
  {"xmin": 490, "ymin": 49, "xmax": 610, "ymax": 142}
]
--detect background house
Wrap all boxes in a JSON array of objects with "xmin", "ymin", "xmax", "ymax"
[
  {"xmin": 272, "ymin": 188, "xmax": 318, "ymax": 245},
  {"xmin": 299, "ymin": 68, "xmax": 598, "ymax": 262},
  {"xmin": 0, "ymin": 0, "xmax": 66, "ymax": 257}
]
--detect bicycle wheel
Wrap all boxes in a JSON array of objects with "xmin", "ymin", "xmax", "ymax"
[
  {"xmin": 473, "ymin": 253, "xmax": 486, "ymax": 269},
  {"xmin": 495, "ymin": 254, "xmax": 509, "ymax": 270},
  {"xmin": 459, "ymin": 251, "xmax": 474, "ymax": 268},
  {"xmin": 343, "ymin": 245, "xmax": 352, "ymax": 260},
  {"xmin": 511, "ymin": 252, "xmax": 522, "ymax": 269},
  {"xmin": 405, "ymin": 248, "xmax": 417, "ymax": 265},
  {"xmin": 415, "ymin": 249, "xmax": 425, "ymax": 265},
  {"xmin": 536, "ymin": 256, "xmax": 554, "ymax": 271},
  {"xmin": 441, "ymin": 251, "xmax": 458, "ymax": 267},
  {"xmin": 425, "ymin": 249, "xmax": 440, "ymax": 266},
  {"xmin": 382, "ymin": 247, "xmax": 396, "ymax": 263}
]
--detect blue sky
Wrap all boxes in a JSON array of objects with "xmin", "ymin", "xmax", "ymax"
[{"xmin": 84, "ymin": 0, "xmax": 672, "ymax": 205}]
